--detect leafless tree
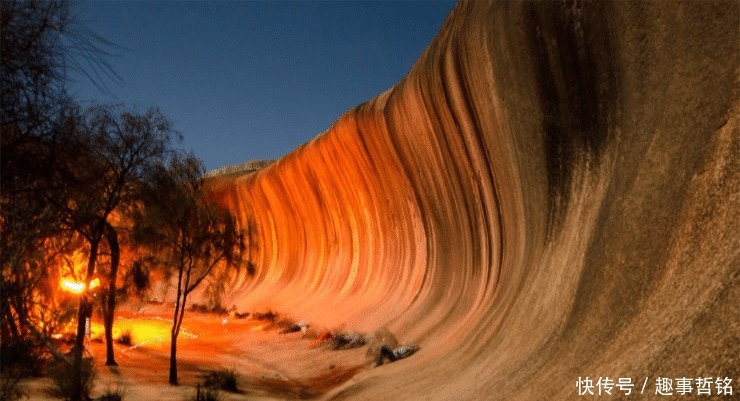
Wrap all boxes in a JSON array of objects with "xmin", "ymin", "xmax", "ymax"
[
  {"xmin": 1, "ymin": 1, "xmax": 117, "ymax": 392},
  {"xmin": 134, "ymin": 153, "xmax": 246, "ymax": 385}
]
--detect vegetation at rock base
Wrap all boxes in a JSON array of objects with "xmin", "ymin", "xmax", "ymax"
[{"xmin": 202, "ymin": 369, "xmax": 240, "ymax": 393}]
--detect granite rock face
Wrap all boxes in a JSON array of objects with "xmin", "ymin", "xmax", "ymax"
[{"xmin": 206, "ymin": 1, "xmax": 738, "ymax": 399}]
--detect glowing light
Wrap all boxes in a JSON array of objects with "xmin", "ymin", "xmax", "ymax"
[
  {"xmin": 89, "ymin": 278, "xmax": 100, "ymax": 290},
  {"xmin": 60, "ymin": 250, "xmax": 90, "ymax": 294},
  {"xmin": 61, "ymin": 279, "xmax": 85, "ymax": 294},
  {"xmin": 60, "ymin": 277, "xmax": 100, "ymax": 294}
]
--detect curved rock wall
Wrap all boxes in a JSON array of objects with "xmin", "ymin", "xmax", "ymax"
[{"xmin": 206, "ymin": 1, "xmax": 738, "ymax": 399}]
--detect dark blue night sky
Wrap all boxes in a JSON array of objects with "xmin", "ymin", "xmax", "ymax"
[{"xmin": 70, "ymin": 1, "xmax": 456, "ymax": 171}]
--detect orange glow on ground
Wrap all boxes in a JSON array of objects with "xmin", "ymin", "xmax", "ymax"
[
  {"xmin": 58, "ymin": 315, "xmax": 186, "ymax": 349},
  {"xmin": 35, "ymin": 305, "xmax": 369, "ymax": 400},
  {"xmin": 113, "ymin": 318, "xmax": 183, "ymax": 348}
]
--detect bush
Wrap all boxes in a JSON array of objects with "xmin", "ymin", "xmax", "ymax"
[
  {"xmin": 97, "ymin": 386, "xmax": 125, "ymax": 401},
  {"xmin": 202, "ymin": 369, "xmax": 238, "ymax": 393},
  {"xmin": 0, "ymin": 368, "xmax": 28, "ymax": 401},
  {"xmin": 190, "ymin": 384, "xmax": 221, "ymax": 401},
  {"xmin": 116, "ymin": 330, "xmax": 132, "ymax": 346},
  {"xmin": 189, "ymin": 303, "xmax": 228, "ymax": 315},
  {"xmin": 1, "ymin": 337, "xmax": 47, "ymax": 377},
  {"xmin": 252, "ymin": 310, "xmax": 278, "ymax": 321},
  {"xmin": 189, "ymin": 304, "xmax": 210, "ymax": 313},
  {"xmin": 46, "ymin": 356, "xmax": 97, "ymax": 400}
]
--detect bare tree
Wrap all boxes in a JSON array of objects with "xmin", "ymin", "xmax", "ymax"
[
  {"xmin": 1, "ymin": 2, "xmax": 176, "ymax": 400},
  {"xmin": 134, "ymin": 153, "xmax": 245, "ymax": 385},
  {"xmin": 1, "ymin": 0, "xmax": 73, "ymax": 353},
  {"xmin": 48, "ymin": 105, "xmax": 176, "ymax": 400},
  {"xmin": 1, "ymin": 0, "xmax": 115, "ymax": 390}
]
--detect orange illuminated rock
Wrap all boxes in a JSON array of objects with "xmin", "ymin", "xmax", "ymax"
[{"xmin": 205, "ymin": 1, "xmax": 737, "ymax": 400}]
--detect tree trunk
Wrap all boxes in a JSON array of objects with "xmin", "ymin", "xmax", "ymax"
[
  {"xmin": 170, "ymin": 278, "xmax": 192, "ymax": 386},
  {"xmin": 169, "ymin": 293, "xmax": 189, "ymax": 386},
  {"xmin": 71, "ymin": 296, "xmax": 89, "ymax": 401},
  {"xmin": 71, "ymin": 238, "xmax": 99, "ymax": 401},
  {"xmin": 169, "ymin": 267, "xmax": 184, "ymax": 386},
  {"xmin": 27, "ymin": 323, "xmax": 71, "ymax": 364},
  {"xmin": 169, "ymin": 332, "xmax": 178, "ymax": 385},
  {"xmin": 14, "ymin": 293, "xmax": 29, "ymax": 339},
  {"xmin": 1, "ymin": 301, "xmax": 20, "ymax": 343},
  {"xmin": 103, "ymin": 223, "xmax": 119, "ymax": 366},
  {"xmin": 169, "ymin": 296, "xmax": 189, "ymax": 386}
]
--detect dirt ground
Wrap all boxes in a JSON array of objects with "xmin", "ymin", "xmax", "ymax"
[{"xmin": 19, "ymin": 304, "xmax": 372, "ymax": 400}]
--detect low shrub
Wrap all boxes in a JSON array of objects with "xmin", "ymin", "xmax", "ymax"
[
  {"xmin": 97, "ymin": 386, "xmax": 125, "ymax": 401},
  {"xmin": 252, "ymin": 310, "xmax": 278, "ymax": 321},
  {"xmin": 189, "ymin": 304, "xmax": 210, "ymax": 313},
  {"xmin": 203, "ymin": 369, "xmax": 239, "ymax": 393},
  {"xmin": 1, "ymin": 337, "xmax": 52, "ymax": 400},
  {"xmin": 189, "ymin": 304, "xmax": 228, "ymax": 315},
  {"xmin": 1, "ymin": 337, "xmax": 47, "ymax": 376},
  {"xmin": 116, "ymin": 330, "xmax": 132, "ymax": 346},
  {"xmin": 0, "ymin": 368, "xmax": 28, "ymax": 401},
  {"xmin": 190, "ymin": 384, "xmax": 221, "ymax": 401},
  {"xmin": 45, "ymin": 356, "xmax": 97, "ymax": 400}
]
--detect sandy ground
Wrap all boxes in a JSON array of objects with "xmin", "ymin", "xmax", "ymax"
[{"xmin": 20, "ymin": 305, "xmax": 372, "ymax": 400}]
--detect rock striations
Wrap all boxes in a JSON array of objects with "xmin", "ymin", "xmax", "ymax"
[{"xmin": 205, "ymin": 1, "xmax": 738, "ymax": 399}]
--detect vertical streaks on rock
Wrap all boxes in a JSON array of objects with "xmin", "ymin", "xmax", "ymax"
[{"xmin": 206, "ymin": 1, "xmax": 738, "ymax": 399}]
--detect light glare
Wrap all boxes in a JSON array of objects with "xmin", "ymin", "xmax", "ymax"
[{"xmin": 61, "ymin": 279, "xmax": 85, "ymax": 294}]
